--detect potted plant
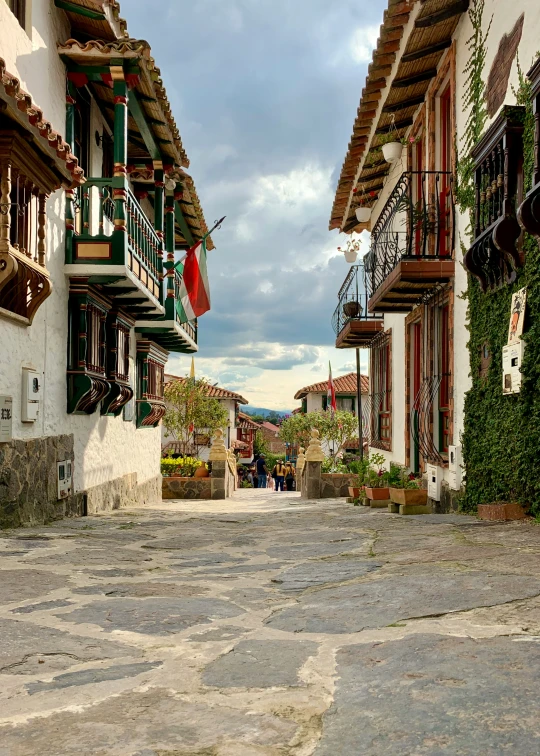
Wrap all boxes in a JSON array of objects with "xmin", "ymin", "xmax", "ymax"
[
  {"xmin": 347, "ymin": 456, "xmax": 369, "ymax": 499},
  {"xmin": 387, "ymin": 463, "xmax": 427, "ymax": 506},
  {"xmin": 194, "ymin": 461, "xmax": 209, "ymax": 478},
  {"xmin": 352, "ymin": 187, "xmax": 376, "ymax": 223},
  {"xmin": 364, "ymin": 453, "xmax": 390, "ymax": 500},
  {"xmin": 337, "ymin": 238, "xmax": 361, "ymax": 264},
  {"xmin": 380, "ymin": 131, "xmax": 420, "ymax": 164},
  {"xmin": 343, "ymin": 300, "xmax": 361, "ymax": 318}
]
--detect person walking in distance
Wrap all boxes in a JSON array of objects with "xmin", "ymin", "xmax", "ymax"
[
  {"xmin": 252, "ymin": 466, "xmax": 259, "ymax": 489},
  {"xmin": 284, "ymin": 462, "xmax": 295, "ymax": 491},
  {"xmin": 255, "ymin": 455, "xmax": 268, "ymax": 488},
  {"xmin": 272, "ymin": 460, "xmax": 286, "ymax": 492}
]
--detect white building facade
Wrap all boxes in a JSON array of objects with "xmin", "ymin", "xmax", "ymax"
[
  {"xmin": 331, "ymin": 0, "xmax": 540, "ymax": 511},
  {"xmin": 0, "ymin": 0, "xmax": 211, "ymax": 525}
]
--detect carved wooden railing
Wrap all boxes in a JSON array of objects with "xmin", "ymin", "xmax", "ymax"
[
  {"xmin": 464, "ymin": 106, "xmax": 524, "ymax": 291},
  {"xmin": 70, "ymin": 177, "xmax": 162, "ymax": 304},
  {"xmin": 0, "ymin": 132, "xmax": 53, "ymax": 323},
  {"xmin": 518, "ymin": 59, "xmax": 540, "ymax": 242}
]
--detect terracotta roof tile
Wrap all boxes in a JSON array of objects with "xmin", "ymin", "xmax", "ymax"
[
  {"xmin": 237, "ymin": 412, "xmax": 262, "ymax": 430},
  {"xmin": 0, "ymin": 59, "xmax": 84, "ymax": 187},
  {"xmin": 164, "ymin": 374, "xmax": 248, "ymax": 404},
  {"xmin": 294, "ymin": 372, "xmax": 369, "ymax": 400}
]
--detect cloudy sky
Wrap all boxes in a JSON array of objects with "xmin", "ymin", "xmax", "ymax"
[{"xmin": 129, "ymin": 0, "xmax": 386, "ymax": 409}]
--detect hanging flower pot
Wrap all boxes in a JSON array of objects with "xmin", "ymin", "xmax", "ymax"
[
  {"xmin": 355, "ymin": 206, "xmax": 371, "ymax": 223},
  {"xmin": 343, "ymin": 300, "xmax": 361, "ymax": 318},
  {"xmin": 344, "ymin": 248, "xmax": 357, "ymax": 263},
  {"xmin": 382, "ymin": 141, "xmax": 403, "ymax": 163}
]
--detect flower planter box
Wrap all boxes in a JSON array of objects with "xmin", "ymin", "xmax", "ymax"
[
  {"xmin": 348, "ymin": 486, "xmax": 362, "ymax": 498},
  {"xmin": 389, "ymin": 488, "xmax": 428, "ymax": 506},
  {"xmin": 478, "ymin": 503, "xmax": 527, "ymax": 521},
  {"xmin": 365, "ymin": 486, "xmax": 390, "ymax": 500}
]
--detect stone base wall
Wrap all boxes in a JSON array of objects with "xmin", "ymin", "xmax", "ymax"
[
  {"xmin": 430, "ymin": 481, "xmax": 465, "ymax": 514},
  {"xmin": 0, "ymin": 434, "xmax": 85, "ymax": 529},
  {"xmin": 86, "ymin": 473, "xmax": 161, "ymax": 514},
  {"xmin": 321, "ymin": 473, "xmax": 357, "ymax": 498},
  {"xmin": 162, "ymin": 476, "xmax": 212, "ymax": 500}
]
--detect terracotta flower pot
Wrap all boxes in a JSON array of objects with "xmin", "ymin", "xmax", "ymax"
[
  {"xmin": 348, "ymin": 486, "xmax": 361, "ymax": 498},
  {"xmin": 194, "ymin": 465, "xmax": 209, "ymax": 479},
  {"xmin": 365, "ymin": 486, "xmax": 390, "ymax": 500},
  {"xmin": 389, "ymin": 488, "xmax": 428, "ymax": 506}
]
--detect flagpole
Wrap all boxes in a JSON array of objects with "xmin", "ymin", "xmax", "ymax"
[{"xmin": 356, "ymin": 348, "xmax": 363, "ymax": 461}]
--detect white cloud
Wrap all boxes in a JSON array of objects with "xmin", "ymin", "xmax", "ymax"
[{"xmin": 350, "ymin": 25, "xmax": 380, "ymax": 64}]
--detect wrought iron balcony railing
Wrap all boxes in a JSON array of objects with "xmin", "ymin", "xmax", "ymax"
[
  {"xmin": 364, "ymin": 171, "xmax": 455, "ymax": 302},
  {"xmin": 332, "ymin": 264, "xmax": 384, "ymax": 348}
]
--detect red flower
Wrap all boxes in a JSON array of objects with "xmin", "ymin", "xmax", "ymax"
[
  {"xmin": 352, "ymin": 188, "xmax": 357, "ymax": 194},
  {"xmin": 369, "ymin": 191, "xmax": 376, "ymax": 197}
]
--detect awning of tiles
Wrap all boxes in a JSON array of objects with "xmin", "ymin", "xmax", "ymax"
[
  {"xmin": 0, "ymin": 58, "xmax": 84, "ymax": 187},
  {"xmin": 329, "ymin": 0, "xmax": 469, "ymax": 234},
  {"xmin": 58, "ymin": 38, "xmax": 213, "ymax": 249},
  {"xmin": 54, "ymin": 0, "xmax": 127, "ymax": 42}
]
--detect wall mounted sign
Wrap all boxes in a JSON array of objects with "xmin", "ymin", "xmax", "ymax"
[
  {"xmin": 508, "ymin": 287, "xmax": 527, "ymax": 345},
  {"xmin": 0, "ymin": 396, "xmax": 13, "ymax": 442}
]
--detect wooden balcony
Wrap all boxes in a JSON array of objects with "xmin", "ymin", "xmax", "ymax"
[
  {"xmin": 367, "ymin": 258, "xmax": 455, "ymax": 312},
  {"xmin": 332, "ymin": 265, "xmax": 384, "ymax": 348},
  {"xmin": 365, "ymin": 171, "xmax": 455, "ymax": 312},
  {"xmin": 65, "ymin": 178, "xmax": 164, "ymax": 318},
  {"xmin": 518, "ymin": 60, "xmax": 540, "ymax": 244}
]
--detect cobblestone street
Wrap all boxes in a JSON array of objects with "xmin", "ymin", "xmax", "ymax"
[{"xmin": 3, "ymin": 490, "xmax": 540, "ymax": 754}]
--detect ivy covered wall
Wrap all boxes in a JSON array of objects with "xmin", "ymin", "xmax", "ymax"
[{"xmin": 460, "ymin": 3, "xmax": 540, "ymax": 513}]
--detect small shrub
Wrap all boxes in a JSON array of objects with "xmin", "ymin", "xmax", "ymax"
[{"xmin": 161, "ymin": 457, "xmax": 204, "ymax": 478}]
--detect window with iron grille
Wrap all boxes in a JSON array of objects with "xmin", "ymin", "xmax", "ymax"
[{"xmin": 370, "ymin": 330, "xmax": 392, "ymax": 450}]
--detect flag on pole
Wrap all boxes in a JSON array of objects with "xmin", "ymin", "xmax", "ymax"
[
  {"xmin": 328, "ymin": 361, "xmax": 337, "ymax": 415},
  {"xmin": 176, "ymin": 238, "xmax": 211, "ymax": 324}
]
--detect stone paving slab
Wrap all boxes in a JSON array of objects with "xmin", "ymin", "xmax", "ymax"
[
  {"xmin": 2, "ymin": 492, "xmax": 540, "ymax": 754},
  {"xmin": 203, "ymin": 639, "xmax": 318, "ymax": 688},
  {"xmin": 314, "ymin": 634, "xmax": 540, "ymax": 755}
]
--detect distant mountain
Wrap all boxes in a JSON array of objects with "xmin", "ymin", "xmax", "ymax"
[{"xmin": 244, "ymin": 406, "xmax": 293, "ymax": 419}]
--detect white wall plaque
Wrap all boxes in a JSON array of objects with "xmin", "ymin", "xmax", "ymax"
[{"xmin": 0, "ymin": 396, "xmax": 13, "ymax": 442}]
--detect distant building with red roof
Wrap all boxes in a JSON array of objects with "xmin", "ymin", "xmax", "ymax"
[{"xmin": 293, "ymin": 372, "xmax": 368, "ymax": 414}]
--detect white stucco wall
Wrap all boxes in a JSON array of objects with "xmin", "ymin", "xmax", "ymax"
[{"xmin": 0, "ymin": 1, "xmax": 161, "ymax": 494}]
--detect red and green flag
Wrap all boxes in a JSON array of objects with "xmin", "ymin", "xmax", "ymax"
[{"xmin": 175, "ymin": 237, "xmax": 211, "ymax": 324}]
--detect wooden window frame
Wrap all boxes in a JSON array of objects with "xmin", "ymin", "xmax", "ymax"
[
  {"xmin": 5, "ymin": 0, "xmax": 26, "ymax": 29},
  {"xmin": 370, "ymin": 329, "xmax": 392, "ymax": 452}
]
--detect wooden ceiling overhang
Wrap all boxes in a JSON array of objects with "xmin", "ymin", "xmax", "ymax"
[
  {"xmin": 329, "ymin": 0, "xmax": 469, "ymax": 234},
  {"xmin": 55, "ymin": 0, "xmax": 127, "ymax": 42}
]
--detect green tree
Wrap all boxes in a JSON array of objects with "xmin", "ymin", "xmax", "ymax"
[
  {"xmin": 163, "ymin": 378, "xmax": 228, "ymax": 458},
  {"xmin": 280, "ymin": 411, "xmax": 324, "ymax": 450},
  {"xmin": 253, "ymin": 429, "xmax": 268, "ymax": 457},
  {"xmin": 318, "ymin": 410, "xmax": 359, "ymax": 461}
]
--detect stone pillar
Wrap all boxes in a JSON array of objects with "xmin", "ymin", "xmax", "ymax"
[
  {"xmin": 209, "ymin": 429, "xmax": 228, "ymax": 500},
  {"xmin": 296, "ymin": 447, "xmax": 305, "ymax": 493},
  {"xmin": 301, "ymin": 430, "xmax": 324, "ymax": 500}
]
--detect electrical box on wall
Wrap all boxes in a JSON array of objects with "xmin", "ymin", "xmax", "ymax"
[
  {"xmin": 57, "ymin": 460, "xmax": 72, "ymax": 500},
  {"xmin": 449, "ymin": 445, "xmax": 462, "ymax": 491},
  {"xmin": 427, "ymin": 464, "xmax": 442, "ymax": 501},
  {"xmin": 0, "ymin": 396, "xmax": 13, "ymax": 442},
  {"xmin": 502, "ymin": 340, "xmax": 524, "ymax": 395},
  {"xmin": 21, "ymin": 368, "xmax": 42, "ymax": 422}
]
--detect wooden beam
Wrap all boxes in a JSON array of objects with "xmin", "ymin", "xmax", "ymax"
[
  {"xmin": 401, "ymin": 38, "xmax": 452, "ymax": 63},
  {"xmin": 376, "ymin": 117, "xmax": 413, "ymax": 134},
  {"xmin": 54, "ymin": 0, "xmax": 105, "ymax": 19},
  {"xmin": 392, "ymin": 68, "xmax": 437, "ymax": 88},
  {"xmin": 415, "ymin": 0, "xmax": 469, "ymax": 28},
  {"xmin": 382, "ymin": 94, "xmax": 425, "ymax": 113},
  {"xmin": 174, "ymin": 202, "xmax": 195, "ymax": 247},
  {"xmin": 127, "ymin": 90, "xmax": 161, "ymax": 160},
  {"xmin": 358, "ymin": 167, "xmax": 389, "ymax": 182}
]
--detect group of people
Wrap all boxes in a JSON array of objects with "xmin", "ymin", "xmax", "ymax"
[{"xmin": 238, "ymin": 455, "xmax": 296, "ymax": 491}]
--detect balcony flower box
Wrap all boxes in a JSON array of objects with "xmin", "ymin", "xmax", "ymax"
[
  {"xmin": 389, "ymin": 488, "xmax": 428, "ymax": 506},
  {"xmin": 365, "ymin": 486, "xmax": 390, "ymax": 500}
]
